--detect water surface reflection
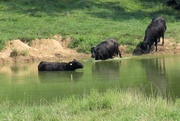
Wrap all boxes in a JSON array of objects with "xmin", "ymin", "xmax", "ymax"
[
  {"xmin": 92, "ymin": 60, "xmax": 121, "ymax": 81},
  {"xmin": 141, "ymin": 58, "xmax": 167, "ymax": 96},
  {"xmin": 38, "ymin": 71, "xmax": 84, "ymax": 83},
  {"xmin": 0, "ymin": 56, "xmax": 180, "ymax": 103}
]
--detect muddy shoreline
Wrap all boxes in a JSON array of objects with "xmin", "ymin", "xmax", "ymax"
[{"xmin": 0, "ymin": 36, "xmax": 179, "ymax": 64}]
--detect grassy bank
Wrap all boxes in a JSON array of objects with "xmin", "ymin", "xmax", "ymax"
[
  {"xmin": 0, "ymin": 88, "xmax": 180, "ymax": 121},
  {"xmin": 0, "ymin": 0, "xmax": 180, "ymax": 53}
]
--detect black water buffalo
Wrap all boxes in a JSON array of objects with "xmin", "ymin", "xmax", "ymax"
[
  {"xmin": 140, "ymin": 16, "xmax": 167, "ymax": 53},
  {"xmin": 91, "ymin": 38, "xmax": 122, "ymax": 60},
  {"xmin": 164, "ymin": 0, "xmax": 180, "ymax": 10},
  {"xmin": 38, "ymin": 59, "xmax": 84, "ymax": 71},
  {"xmin": 164, "ymin": 0, "xmax": 177, "ymax": 7},
  {"xmin": 175, "ymin": 4, "xmax": 180, "ymax": 10}
]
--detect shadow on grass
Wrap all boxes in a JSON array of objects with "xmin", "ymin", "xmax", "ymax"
[
  {"xmin": 0, "ymin": 0, "xmax": 96, "ymax": 16},
  {"xmin": 88, "ymin": 0, "xmax": 180, "ymax": 21},
  {"xmin": 1, "ymin": 0, "xmax": 179, "ymax": 20}
]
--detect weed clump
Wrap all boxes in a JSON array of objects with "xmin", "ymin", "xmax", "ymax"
[{"xmin": 10, "ymin": 49, "xmax": 28, "ymax": 57}]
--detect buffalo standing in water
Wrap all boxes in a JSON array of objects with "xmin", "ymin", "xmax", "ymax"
[{"xmin": 91, "ymin": 38, "xmax": 122, "ymax": 60}]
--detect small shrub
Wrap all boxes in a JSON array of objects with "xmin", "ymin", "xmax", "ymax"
[
  {"xmin": 126, "ymin": 45, "xmax": 135, "ymax": 53},
  {"xmin": 10, "ymin": 49, "xmax": 29, "ymax": 57},
  {"xmin": 10, "ymin": 49, "xmax": 18, "ymax": 57},
  {"xmin": 21, "ymin": 50, "xmax": 28, "ymax": 56},
  {"xmin": 68, "ymin": 38, "xmax": 83, "ymax": 48}
]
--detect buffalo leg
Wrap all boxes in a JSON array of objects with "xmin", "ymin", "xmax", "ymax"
[
  {"xmin": 155, "ymin": 41, "xmax": 158, "ymax": 52},
  {"xmin": 149, "ymin": 45, "xmax": 151, "ymax": 53},
  {"xmin": 118, "ymin": 50, "xmax": 122, "ymax": 58},
  {"xmin": 162, "ymin": 35, "xmax": 164, "ymax": 46}
]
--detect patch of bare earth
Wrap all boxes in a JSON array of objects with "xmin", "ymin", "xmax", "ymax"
[
  {"xmin": 0, "ymin": 35, "xmax": 89, "ymax": 63},
  {"xmin": 157, "ymin": 39, "xmax": 180, "ymax": 54},
  {"xmin": 150, "ymin": 38, "xmax": 180, "ymax": 55}
]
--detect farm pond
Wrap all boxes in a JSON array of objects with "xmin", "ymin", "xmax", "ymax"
[{"xmin": 0, "ymin": 55, "xmax": 180, "ymax": 103}]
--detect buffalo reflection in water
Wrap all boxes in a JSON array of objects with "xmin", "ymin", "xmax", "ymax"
[
  {"xmin": 141, "ymin": 58, "xmax": 167, "ymax": 96},
  {"xmin": 38, "ymin": 71, "xmax": 83, "ymax": 83},
  {"xmin": 92, "ymin": 60, "xmax": 121, "ymax": 81}
]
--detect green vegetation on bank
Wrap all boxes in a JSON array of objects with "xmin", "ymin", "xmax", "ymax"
[
  {"xmin": 0, "ymin": 88, "xmax": 180, "ymax": 121},
  {"xmin": 0, "ymin": 0, "xmax": 180, "ymax": 52}
]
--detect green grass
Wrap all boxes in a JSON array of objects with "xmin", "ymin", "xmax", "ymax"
[
  {"xmin": 0, "ymin": 0, "xmax": 180, "ymax": 52},
  {"xmin": 0, "ymin": 88, "xmax": 180, "ymax": 121}
]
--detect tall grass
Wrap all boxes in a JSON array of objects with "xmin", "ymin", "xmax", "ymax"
[
  {"xmin": 0, "ymin": 88, "xmax": 179, "ymax": 121},
  {"xmin": 0, "ymin": 0, "xmax": 179, "ymax": 53}
]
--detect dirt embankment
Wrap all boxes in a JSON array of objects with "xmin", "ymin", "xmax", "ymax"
[
  {"xmin": 0, "ymin": 35, "xmax": 179, "ymax": 64},
  {"xmin": 0, "ymin": 35, "xmax": 90, "ymax": 64}
]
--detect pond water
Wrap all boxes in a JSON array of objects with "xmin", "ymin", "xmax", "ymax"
[{"xmin": 0, "ymin": 55, "xmax": 180, "ymax": 103}]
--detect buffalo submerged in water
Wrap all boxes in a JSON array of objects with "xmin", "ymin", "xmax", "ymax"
[{"xmin": 38, "ymin": 59, "xmax": 84, "ymax": 71}]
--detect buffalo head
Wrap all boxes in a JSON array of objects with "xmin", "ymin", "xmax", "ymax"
[
  {"xmin": 133, "ymin": 42, "xmax": 152, "ymax": 55},
  {"xmin": 91, "ymin": 47, "xmax": 96, "ymax": 58},
  {"xmin": 68, "ymin": 59, "xmax": 84, "ymax": 70}
]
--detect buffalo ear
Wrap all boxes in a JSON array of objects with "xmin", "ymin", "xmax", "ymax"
[
  {"xmin": 91, "ymin": 47, "xmax": 95, "ymax": 49},
  {"xmin": 91, "ymin": 47, "xmax": 95, "ymax": 52}
]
